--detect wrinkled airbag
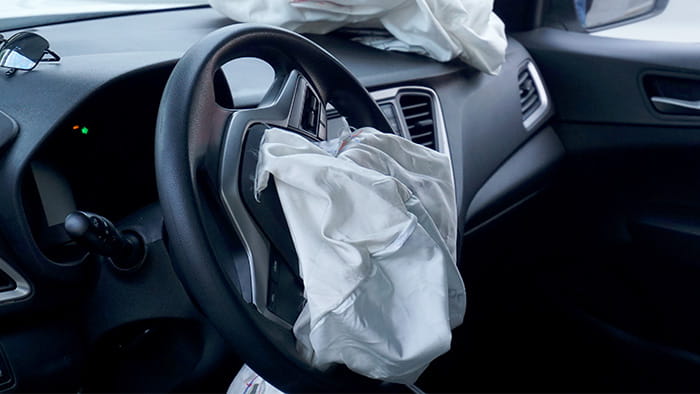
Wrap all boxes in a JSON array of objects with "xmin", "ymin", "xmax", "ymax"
[
  {"xmin": 254, "ymin": 128, "xmax": 466, "ymax": 383},
  {"xmin": 208, "ymin": 0, "xmax": 507, "ymax": 74}
]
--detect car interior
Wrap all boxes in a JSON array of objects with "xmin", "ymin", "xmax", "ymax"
[{"xmin": 1, "ymin": 0, "xmax": 700, "ymax": 392}]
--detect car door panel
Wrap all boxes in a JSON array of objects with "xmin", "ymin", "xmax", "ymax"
[{"xmin": 512, "ymin": 26, "xmax": 700, "ymax": 388}]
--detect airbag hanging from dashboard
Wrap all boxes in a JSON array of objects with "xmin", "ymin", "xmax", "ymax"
[
  {"xmin": 208, "ymin": 0, "xmax": 507, "ymax": 75},
  {"xmin": 254, "ymin": 128, "xmax": 466, "ymax": 384}
]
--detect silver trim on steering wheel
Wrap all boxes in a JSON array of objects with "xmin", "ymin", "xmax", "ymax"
[{"xmin": 219, "ymin": 71, "xmax": 310, "ymax": 329}]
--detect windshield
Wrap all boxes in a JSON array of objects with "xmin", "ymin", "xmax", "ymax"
[{"xmin": 1, "ymin": 0, "xmax": 206, "ymax": 30}]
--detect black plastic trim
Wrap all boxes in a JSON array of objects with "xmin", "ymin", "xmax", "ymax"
[{"xmin": 465, "ymin": 126, "xmax": 564, "ymax": 229}]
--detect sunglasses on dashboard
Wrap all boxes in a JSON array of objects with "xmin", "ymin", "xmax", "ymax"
[{"xmin": 0, "ymin": 31, "xmax": 60, "ymax": 76}]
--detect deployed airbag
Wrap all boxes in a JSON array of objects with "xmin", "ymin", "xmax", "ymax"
[
  {"xmin": 208, "ymin": 0, "xmax": 507, "ymax": 74},
  {"xmin": 254, "ymin": 128, "xmax": 466, "ymax": 384}
]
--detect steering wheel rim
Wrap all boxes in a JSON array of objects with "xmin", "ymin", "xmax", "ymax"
[{"xmin": 155, "ymin": 23, "xmax": 396, "ymax": 392}]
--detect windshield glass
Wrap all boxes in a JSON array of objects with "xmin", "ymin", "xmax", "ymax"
[{"xmin": 1, "ymin": 0, "xmax": 206, "ymax": 30}]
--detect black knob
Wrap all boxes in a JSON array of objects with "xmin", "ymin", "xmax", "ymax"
[{"xmin": 64, "ymin": 211, "xmax": 145, "ymax": 272}]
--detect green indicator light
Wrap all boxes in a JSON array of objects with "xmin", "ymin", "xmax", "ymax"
[{"xmin": 81, "ymin": 127, "xmax": 89, "ymax": 135}]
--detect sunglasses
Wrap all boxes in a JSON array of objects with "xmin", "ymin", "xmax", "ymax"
[{"xmin": 0, "ymin": 31, "xmax": 60, "ymax": 76}]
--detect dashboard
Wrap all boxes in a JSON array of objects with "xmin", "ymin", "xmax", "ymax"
[{"xmin": 0, "ymin": 5, "xmax": 562, "ymax": 392}]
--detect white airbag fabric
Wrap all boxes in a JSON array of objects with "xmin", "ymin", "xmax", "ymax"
[
  {"xmin": 208, "ymin": 0, "xmax": 507, "ymax": 75},
  {"xmin": 254, "ymin": 128, "xmax": 466, "ymax": 383}
]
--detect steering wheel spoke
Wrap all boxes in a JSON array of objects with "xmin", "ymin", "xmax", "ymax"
[
  {"xmin": 230, "ymin": 69, "xmax": 326, "ymax": 138},
  {"xmin": 217, "ymin": 69, "xmax": 327, "ymax": 329}
]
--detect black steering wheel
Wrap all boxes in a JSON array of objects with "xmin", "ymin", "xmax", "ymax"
[{"xmin": 155, "ymin": 24, "xmax": 396, "ymax": 392}]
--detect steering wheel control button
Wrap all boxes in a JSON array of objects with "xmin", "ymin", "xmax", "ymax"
[
  {"xmin": 64, "ymin": 211, "xmax": 146, "ymax": 273},
  {"xmin": 266, "ymin": 252, "xmax": 305, "ymax": 325}
]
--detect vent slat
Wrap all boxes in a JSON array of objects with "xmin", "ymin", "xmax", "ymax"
[
  {"xmin": 523, "ymin": 103, "xmax": 539, "ymax": 119},
  {"xmin": 404, "ymin": 111, "xmax": 432, "ymax": 121},
  {"xmin": 518, "ymin": 71, "xmax": 529, "ymax": 85},
  {"xmin": 521, "ymin": 93, "xmax": 539, "ymax": 114},
  {"xmin": 410, "ymin": 131, "xmax": 434, "ymax": 139},
  {"xmin": 399, "ymin": 94, "xmax": 437, "ymax": 151},
  {"xmin": 401, "ymin": 102, "xmax": 430, "ymax": 111},
  {"xmin": 408, "ymin": 119, "xmax": 433, "ymax": 130}
]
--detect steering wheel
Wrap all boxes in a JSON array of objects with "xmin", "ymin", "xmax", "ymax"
[{"xmin": 155, "ymin": 24, "xmax": 396, "ymax": 392}]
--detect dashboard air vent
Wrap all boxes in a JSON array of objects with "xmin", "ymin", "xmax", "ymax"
[
  {"xmin": 399, "ymin": 94, "xmax": 436, "ymax": 150},
  {"xmin": 519, "ymin": 65, "xmax": 541, "ymax": 121}
]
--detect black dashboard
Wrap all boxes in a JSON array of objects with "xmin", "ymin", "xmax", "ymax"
[{"xmin": 0, "ymin": 5, "xmax": 561, "ymax": 392}]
